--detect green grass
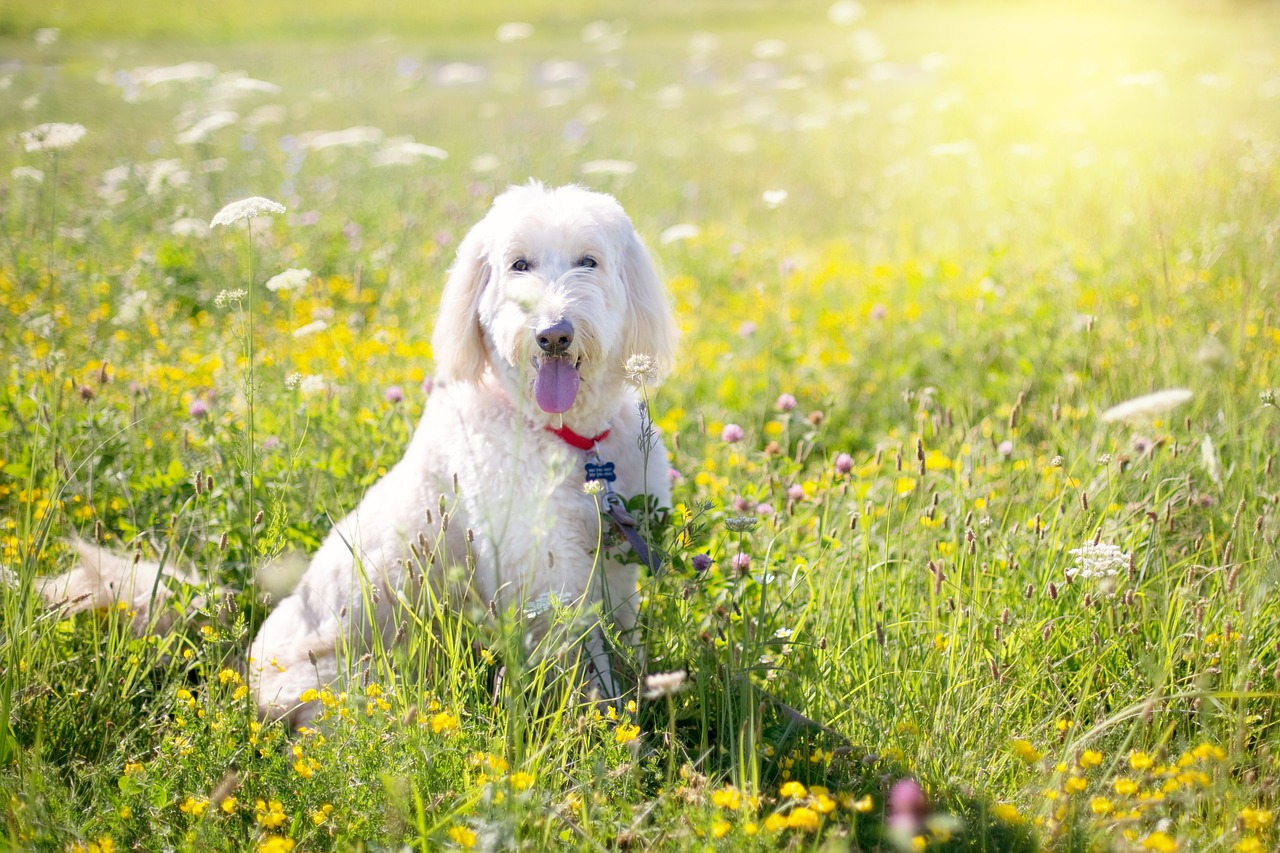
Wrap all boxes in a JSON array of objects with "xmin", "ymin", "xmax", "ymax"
[{"xmin": 2, "ymin": 1, "xmax": 1279, "ymax": 850}]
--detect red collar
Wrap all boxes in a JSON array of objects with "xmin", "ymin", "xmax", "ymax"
[{"xmin": 545, "ymin": 424, "xmax": 610, "ymax": 451}]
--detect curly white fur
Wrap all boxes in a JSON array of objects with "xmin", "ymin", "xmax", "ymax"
[{"xmin": 43, "ymin": 183, "xmax": 677, "ymax": 724}]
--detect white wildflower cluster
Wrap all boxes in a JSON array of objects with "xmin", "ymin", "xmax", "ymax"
[
  {"xmin": 210, "ymin": 196, "xmax": 285, "ymax": 228},
  {"xmin": 266, "ymin": 268, "xmax": 312, "ymax": 293},
  {"xmin": 643, "ymin": 670, "xmax": 686, "ymax": 699},
  {"xmin": 1262, "ymin": 389, "xmax": 1277, "ymax": 407},
  {"xmin": 214, "ymin": 288, "xmax": 246, "ymax": 307},
  {"xmin": 623, "ymin": 353, "xmax": 659, "ymax": 386},
  {"xmin": 1067, "ymin": 542, "xmax": 1130, "ymax": 579},
  {"xmin": 20, "ymin": 122, "xmax": 86, "ymax": 152}
]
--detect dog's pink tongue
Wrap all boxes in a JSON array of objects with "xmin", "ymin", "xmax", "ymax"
[{"xmin": 534, "ymin": 357, "xmax": 579, "ymax": 413}]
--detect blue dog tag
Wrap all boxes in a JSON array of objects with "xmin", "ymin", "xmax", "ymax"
[{"xmin": 585, "ymin": 460, "xmax": 617, "ymax": 482}]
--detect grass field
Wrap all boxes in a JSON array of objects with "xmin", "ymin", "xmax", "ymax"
[{"xmin": 2, "ymin": 1, "xmax": 1279, "ymax": 850}]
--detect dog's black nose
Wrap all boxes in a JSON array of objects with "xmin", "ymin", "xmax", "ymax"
[{"xmin": 536, "ymin": 320, "xmax": 575, "ymax": 356}]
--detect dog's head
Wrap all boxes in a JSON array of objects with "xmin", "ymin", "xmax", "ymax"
[{"xmin": 431, "ymin": 183, "xmax": 676, "ymax": 417}]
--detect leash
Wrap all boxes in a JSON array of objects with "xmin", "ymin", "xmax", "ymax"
[{"xmin": 545, "ymin": 425, "xmax": 663, "ymax": 574}]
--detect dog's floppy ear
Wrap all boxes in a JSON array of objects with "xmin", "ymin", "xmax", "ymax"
[
  {"xmin": 431, "ymin": 216, "xmax": 492, "ymax": 383},
  {"xmin": 619, "ymin": 228, "xmax": 678, "ymax": 384}
]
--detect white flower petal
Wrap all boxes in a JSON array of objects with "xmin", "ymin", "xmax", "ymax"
[{"xmin": 210, "ymin": 196, "xmax": 286, "ymax": 228}]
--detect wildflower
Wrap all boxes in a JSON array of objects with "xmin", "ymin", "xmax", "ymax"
[
  {"xmin": 786, "ymin": 806, "xmax": 821, "ymax": 831},
  {"xmin": 1090, "ymin": 797, "xmax": 1112, "ymax": 814},
  {"xmin": 254, "ymin": 799, "xmax": 286, "ymax": 829},
  {"xmin": 430, "ymin": 711, "xmax": 459, "ymax": 734},
  {"xmin": 887, "ymin": 779, "xmax": 928, "ymax": 835},
  {"xmin": 834, "ymin": 453, "xmax": 854, "ymax": 474},
  {"xmin": 1235, "ymin": 838, "xmax": 1264, "ymax": 853},
  {"xmin": 179, "ymin": 796, "xmax": 209, "ymax": 817},
  {"xmin": 385, "ymin": 385, "xmax": 404, "ymax": 404},
  {"xmin": 583, "ymin": 479, "xmax": 604, "ymax": 495},
  {"xmin": 711, "ymin": 819, "xmax": 731, "ymax": 838},
  {"xmin": 614, "ymin": 722, "xmax": 641, "ymax": 744},
  {"xmin": 763, "ymin": 814, "xmax": 788, "ymax": 832},
  {"xmin": 1239, "ymin": 807, "xmax": 1274, "ymax": 831},
  {"xmin": 624, "ymin": 353, "xmax": 659, "ymax": 385},
  {"xmin": 189, "ymin": 399, "xmax": 208, "ymax": 419},
  {"xmin": 1064, "ymin": 776, "xmax": 1089, "ymax": 794},
  {"xmin": 992, "ymin": 803, "xmax": 1024, "ymax": 824},
  {"xmin": 779, "ymin": 780, "xmax": 807, "ymax": 798},
  {"xmin": 311, "ymin": 803, "xmax": 334, "ymax": 825},
  {"xmin": 21, "ymin": 122, "xmax": 86, "ymax": 152},
  {"xmin": 218, "ymin": 668, "xmax": 242, "ymax": 685},
  {"xmin": 214, "ymin": 289, "xmax": 246, "ymax": 308},
  {"xmin": 510, "ymin": 771, "xmax": 534, "ymax": 791},
  {"xmin": 731, "ymin": 552, "xmax": 751, "ymax": 572},
  {"xmin": 1079, "ymin": 749, "xmax": 1103, "ymax": 768},
  {"xmin": 776, "ymin": 393, "xmax": 798, "ymax": 412},
  {"xmin": 998, "ymin": 440, "xmax": 1014, "ymax": 457},
  {"xmin": 1261, "ymin": 389, "xmax": 1276, "ymax": 407},
  {"xmin": 787, "ymin": 484, "xmax": 805, "ymax": 502},
  {"xmin": 257, "ymin": 836, "xmax": 294, "ymax": 853},
  {"xmin": 10, "ymin": 166, "xmax": 43, "ymax": 183},
  {"xmin": 1141, "ymin": 831, "xmax": 1178, "ymax": 852},
  {"xmin": 293, "ymin": 320, "xmax": 328, "ymax": 338},
  {"xmin": 1011, "ymin": 739, "xmax": 1042, "ymax": 762},
  {"xmin": 1100, "ymin": 389, "xmax": 1192, "ymax": 423},
  {"xmin": 721, "ymin": 423, "xmax": 744, "ymax": 443},
  {"xmin": 711, "ymin": 786, "xmax": 742, "ymax": 810},
  {"xmin": 1128, "ymin": 750, "xmax": 1154, "ymax": 771},
  {"xmin": 643, "ymin": 669, "xmax": 686, "ymax": 699},
  {"xmin": 1068, "ymin": 542, "xmax": 1130, "ymax": 579},
  {"xmin": 210, "ymin": 196, "xmax": 286, "ymax": 228},
  {"xmin": 742, "ymin": 821, "xmax": 759, "ymax": 835},
  {"xmin": 1113, "ymin": 778, "xmax": 1139, "ymax": 796},
  {"xmin": 691, "ymin": 553, "xmax": 712, "ymax": 573},
  {"xmin": 725, "ymin": 515, "xmax": 758, "ymax": 532},
  {"xmin": 849, "ymin": 794, "xmax": 874, "ymax": 813},
  {"xmin": 265, "ymin": 268, "xmax": 311, "ymax": 293}
]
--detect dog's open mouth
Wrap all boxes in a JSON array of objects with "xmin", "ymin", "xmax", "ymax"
[{"xmin": 533, "ymin": 356, "xmax": 580, "ymax": 413}]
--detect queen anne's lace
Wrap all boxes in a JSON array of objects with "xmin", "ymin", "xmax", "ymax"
[{"xmin": 210, "ymin": 196, "xmax": 285, "ymax": 228}]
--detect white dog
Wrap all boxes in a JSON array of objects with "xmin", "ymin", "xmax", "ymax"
[{"xmin": 43, "ymin": 183, "xmax": 677, "ymax": 724}]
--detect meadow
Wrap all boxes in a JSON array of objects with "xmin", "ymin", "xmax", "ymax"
[{"xmin": 2, "ymin": 0, "xmax": 1279, "ymax": 850}]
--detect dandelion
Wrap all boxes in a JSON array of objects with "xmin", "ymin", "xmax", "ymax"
[
  {"xmin": 210, "ymin": 196, "xmax": 285, "ymax": 228},
  {"xmin": 643, "ymin": 669, "xmax": 686, "ymax": 699},
  {"xmin": 624, "ymin": 353, "xmax": 659, "ymax": 385},
  {"xmin": 21, "ymin": 122, "xmax": 86, "ymax": 152},
  {"xmin": 1100, "ymin": 389, "xmax": 1193, "ymax": 423},
  {"xmin": 1068, "ymin": 542, "xmax": 1130, "ymax": 579},
  {"xmin": 265, "ymin": 268, "xmax": 311, "ymax": 293}
]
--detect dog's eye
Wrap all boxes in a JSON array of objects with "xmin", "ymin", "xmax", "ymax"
[
  {"xmin": 510, "ymin": 258, "xmax": 530, "ymax": 272},
  {"xmin": 576, "ymin": 256, "xmax": 597, "ymax": 269}
]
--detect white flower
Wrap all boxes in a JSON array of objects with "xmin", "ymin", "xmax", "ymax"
[
  {"xmin": 210, "ymin": 196, "xmax": 285, "ymax": 228},
  {"xmin": 643, "ymin": 670, "xmax": 686, "ymax": 699},
  {"xmin": 214, "ymin": 288, "xmax": 246, "ymax": 307},
  {"xmin": 293, "ymin": 320, "xmax": 328, "ymax": 338},
  {"xmin": 624, "ymin": 353, "xmax": 659, "ymax": 385},
  {"xmin": 659, "ymin": 223, "xmax": 700, "ymax": 245},
  {"xmin": 285, "ymin": 372, "xmax": 303, "ymax": 389},
  {"xmin": 297, "ymin": 374, "xmax": 327, "ymax": 397},
  {"xmin": 34, "ymin": 27, "xmax": 60, "ymax": 47},
  {"xmin": 1067, "ymin": 542, "xmax": 1130, "ymax": 579},
  {"xmin": 20, "ymin": 122, "xmax": 86, "ymax": 152},
  {"xmin": 1100, "ymin": 389, "xmax": 1193, "ymax": 423},
  {"xmin": 301, "ymin": 126, "xmax": 383, "ymax": 150},
  {"xmin": 266, "ymin": 268, "xmax": 312, "ymax": 293},
  {"xmin": 10, "ymin": 166, "xmax": 44, "ymax": 184},
  {"xmin": 762, "ymin": 189, "xmax": 788, "ymax": 208}
]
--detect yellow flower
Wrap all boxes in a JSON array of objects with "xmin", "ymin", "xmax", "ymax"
[
  {"xmin": 711, "ymin": 819, "xmax": 731, "ymax": 838},
  {"xmin": 510, "ymin": 771, "xmax": 534, "ymax": 791},
  {"xmin": 1064, "ymin": 776, "xmax": 1088, "ymax": 794},
  {"xmin": 1141, "ymin": 831, "xmax": 1178, "ymax": 852},
  {"xmin": 430, "ymin": 711, "xmax": 459, "ymax": 734},
  {"xmin": 614, "ymin": 723, "xmax": 641, "ymax": 745},
  {"xmin": 220, "ymin": 797, "xmax": 237, "ymax": 814},
  {"xmin": 742, "ymin": 822, "xmax": 759, "ymax": 836},
  {"xmin": 1011, "ymin": 739, "xmax": 1042, "ymax": 763},
  {"xmin": 1090, "ymin": 797, "xmax": 1112, "ymax": 814},
  {"xmin": 1128, "ymin": 750, "xmax": 1154, "ymax": 771},
  {"xmin": 711, "ymin": 786, "xmax": 742, "ymax": 810},
  {"xmin": 933, "ymin": 634, "xmax": 950, "ymax": 652},
  {"xmin": 117, "ymin": 806, "xmax": 132, "ymax": 820},
  {"xmin": 217, "ymin": 668, "xmax": 242, "ymax": 685},
  {"xmin": 179, "ymin": 796, "xmax": 209, "ymax": 817},
  {"xmin": 1055, "ymin": 719, "xmax": 1074, "ymax": 732},
  {"xmin": 1239, "ymin": 807, "xmax": 1275, "ymax": 831},
  {"xmin": 448, "ymin": 824, "xmax": 477, "ymax": 849},
  {"xmin": 255, "ymin": 799, "xmax": 287, "ymax": 829},
  {"xmin": 992, "ymin": 803, "xmax": 1024, "ymax": 824},
  {"xmin": 763, "ymin": 814, "xmax": 788, "ymax": 832},
  {"xmin": 311, "ymin": 804, "xmax": 334, "ymax": 825},
  {"xmin": 256, "ymin": 836, "xmax": 294, "ymax": 853},
  {"xmin": 785, "ymin": 806, "xmax": 821, "ymax": 832},
  {"xmin": 779, "ymin": 780, "xmax": 807, "ymax": 798},
  {"xmin": 849, "ymin": 794, "xmax": 874, "ymax": 813},
  {"xmin": 1113, "ymin": 778, "xmax": 1139, "ymax": 796},
  {"xmin": 1235, "ymin": 837, "xmax": 1264, "ymax": 853},
  {"xmin": 1079, "ymin": 749, "xmax": 1103, "ymax": 768}
]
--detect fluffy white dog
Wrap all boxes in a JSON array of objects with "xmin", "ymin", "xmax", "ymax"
[{"xmin": 43, "ymin": 183, "xmax": 677, "ymax": 724}]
